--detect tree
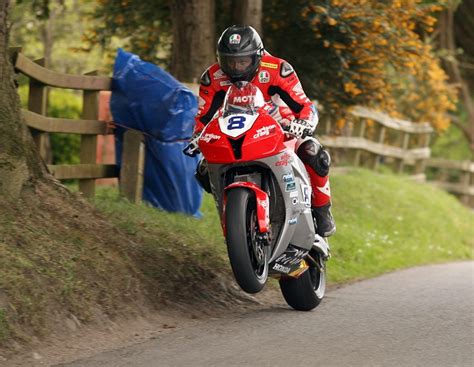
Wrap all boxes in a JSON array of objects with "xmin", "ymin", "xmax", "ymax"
[
  {"xmin": 83, "ymin": 0, "xmax": 172, "ymax": 68},
  {"xmin": 437, "ymin": 1, "xmax": 474, "ymax": 154},
  {"xmin": 170, "ymin": 0, "xmax": 215, "ymax": 82},
  {"xmin": 86, "ymin": 0, "xmax": 217, "ymax": 82},
  {"xmin": 232, "ymin": 0, "xmax": 262, "ymax": 34},
  {"xmin": 263, "ymin": 0, "xmax": 456, "ymax": 131},
  {"xmin": 0, "ymin": 0, "xmax": 45, "ymax": 200}
]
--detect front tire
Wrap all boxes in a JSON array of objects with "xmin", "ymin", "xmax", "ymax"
[
  {"xmin": 225, "ymin": 188, "xmax": 269, "ymax": 294},
  {"xmin": 279, "ymin": 254, "xmax": 326, "ymax": 311}
]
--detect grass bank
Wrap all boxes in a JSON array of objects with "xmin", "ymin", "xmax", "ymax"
[
  {"xmin": 94, "ymin": 168, "xmax": 473, "ymax": 286},
  {"xmin": 0, "ymin": 169, "xmax": 472, "ymax": 352}
]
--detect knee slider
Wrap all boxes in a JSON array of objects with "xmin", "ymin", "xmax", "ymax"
[
  {"xmin": 315, "ymin": 148, "xmax": 331, "ymax": 177},
  {"xmin": 297, "ymin": 140, "xmax": 331, "ymax": 177},
  {"xmin": 195, "ymin": 159, "xmax": 212, "ymax": 193}
]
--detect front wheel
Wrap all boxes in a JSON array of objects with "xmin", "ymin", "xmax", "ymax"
[
  {"xmin": 225, "ymin": 188, "xmax": 269, "ymax": 294},
  {"xmin": 279, "ymin": 253, "xmax": 326, "ymax": 311}
]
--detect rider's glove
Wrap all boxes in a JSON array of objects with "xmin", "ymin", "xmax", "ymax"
[
  {"xmin": 183, "ymin": 131, "xmax": 201, "ymax": 157},
  {"xmin": 288, "ymin": 119, "xmax": 314, "ymax": 139}
]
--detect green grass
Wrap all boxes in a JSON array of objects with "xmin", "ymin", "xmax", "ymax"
[
  {"xmin": 93, "ymin": 188, "xmax": 227, "ymax": 262},
  {"xmin": 329, "ymin": 169, "xmax": 474, "ymax": 282},
  {"xmin": 94, "ymin": 168, "xmax": 473, "ymax": 286},
  {"xmin": 1, "ymin": 169, "xmax": 472, "ymax": 351}
]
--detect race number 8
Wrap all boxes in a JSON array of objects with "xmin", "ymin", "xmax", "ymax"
[{"xmin": 227, "ymin": 116, "xmax": 246, "ymax": 130}]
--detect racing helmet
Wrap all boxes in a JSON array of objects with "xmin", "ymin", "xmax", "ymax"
[{"xmin": 217, "ymin": 25, "xmax": 264, "ymax": 82}]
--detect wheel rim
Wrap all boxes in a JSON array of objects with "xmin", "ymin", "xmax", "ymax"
[
  {"xmin": 309, "ymin": 256, "xmax": 326, "ymax": 299},
  {"xmin": 247, "ymin": 205, "xmax": 268, "ymax": 281}
]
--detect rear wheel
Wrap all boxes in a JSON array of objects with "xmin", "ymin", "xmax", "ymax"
[
  {"xmin": 225, "ymin": 188, "xmax": 269, "ymax": 294},
  {"xmin": 279, "ymin": 252, "xmax": 326, "ymax": 311}
]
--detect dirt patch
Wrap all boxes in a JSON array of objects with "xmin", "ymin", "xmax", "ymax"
[
  {"xmin": 0, "ymin": 179, "xmax": 284, "ymax": 364},
  {"xmin": 2, "ymin": 287, "xmax": 282, "ymax": 366}
]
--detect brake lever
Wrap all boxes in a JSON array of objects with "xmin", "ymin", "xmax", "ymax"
[{"xmin": 183, "ymin": 144, "xmax": 200, "ymax": 157}]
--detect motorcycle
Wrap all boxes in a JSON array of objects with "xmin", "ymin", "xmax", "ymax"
[{"xmin": 184, "ymin": 82, "xmax": 330, "ymax": 311}]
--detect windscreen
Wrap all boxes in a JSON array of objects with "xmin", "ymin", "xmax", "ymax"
[{"xmin": 222, "ymin": 82, "xmax": 265, "ymax": 117}]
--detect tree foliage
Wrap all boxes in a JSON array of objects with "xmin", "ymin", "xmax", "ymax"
[
  {"xmin": 83, "ymin": 0, "xmax": 172, "ymax": 66},
  {"xmin": 11, "ymin": 0, "xmax": 104, "ymax": 74},
  {"xmin": 264, "ymin": 0, "xmax": 457, "ymax": 130}
]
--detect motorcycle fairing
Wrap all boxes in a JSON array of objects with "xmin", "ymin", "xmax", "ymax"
[
  {"xmin": 270, "ymin": 245, "xmax": 310, "ymax": 278},
  {"xmin": 218, "ymin": 113, "xmax": 258, "ymax": 138},
  {"xmin": 199, "ymin": 114, "xmax": 286, "ymax": 164},
  {"xmin": 207, "ymin": 149, "xmax": 315, "ymax": 264}
]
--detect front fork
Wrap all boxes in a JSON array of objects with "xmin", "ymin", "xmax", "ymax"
[{"xmin": 223, "ymin": 182, "xmax": 270, "ymax": 236}]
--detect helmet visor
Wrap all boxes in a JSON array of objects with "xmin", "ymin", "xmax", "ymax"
[{"xmin": 218, "ymin": 54, "xmax": 258, "ymax": 80}]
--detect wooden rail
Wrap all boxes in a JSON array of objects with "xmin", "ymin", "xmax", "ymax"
[
  {"xmin": 61, "ymin": 80, "xmax": 470, "ymax": 207},
  {"xmin": 183, "ymin": 83, "xmax": 433, "ymax": 177},
  {"xmin": 11, "ymin": 49, "xmax": 144, "ymax": 202},
  {"xmin": 318, "ymin": 106, "xmax": 433, "ymax": 177},
  {"xmin": 425, "ymin": 158, "xmax": 474, "ymax": 206}
]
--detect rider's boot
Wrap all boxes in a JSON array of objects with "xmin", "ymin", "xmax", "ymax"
[
  {"xmin": 312, "ymin": 202, "xmax": 336, "ymax": 237},
  {"xmin": 306, "ymin": 169, "xmax": 336, "ymax": 237},
  {"xmin": 296, "ymin": 139, "xmax": 336, "ymax": 237}
]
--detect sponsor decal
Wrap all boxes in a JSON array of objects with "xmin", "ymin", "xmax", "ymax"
[
  {"xmin": 213, "ymin": 69, "xmax": 226, "ymax": 79},
  {"xmin": 280, "ymin": 61, "xmax": 294, "ymax": 77},
  {"xmin": 289, "ymin": 191, "xmax": 299, "ymax": 198},
  {"xmin": 232, "ymin": 95, "xmax": 255, "ymax": 103},
  {"xmin": 261, "ymin": 61, "xmax": 278, "ymax": 69},
  {"xmin": 286, "ymin": 182, "xmax": 296, "ymax": 192},
  {"xmin": 258, "ymin": 70, "xmax": 270, "ymax": 83},
  {"xmin": 229, "ymin": 34, "xmax": 241, "ymax": 44},
  {"xmin": 275, "ymin": 248, "xmax": 308, "ymax": 266},
  {"xmin": 288, "ymin": 217, "xmax": 298, "ymax": 225},
  {"xmin": 253, "ymin": 125, "xmax": 276, "ymax": 139},
  {"xmin": 302, "ymin": 185, "xmax": 312, "ymax": 208},
  {"xmin": 282, "ymin": 173, "xmax": 294, "ymax": 183},
  {"xmin": 275, "ymin": 152, "xmax": 292, "ymax": 166},
  {"xmin": 292, "ymin": 82, "xmax": 304, "ymax": 95},
  {"xmin": 317, "ymin": 180, "xmax": 331, "ymax": 196},
  {"xmin": 272, "ymin": 263, "xmax": 291, "ymax": 273},
  {"xmin": 200, "ymin": 133, "xmax": 221, "ymax": 143},
  {"xmin": 220, "ymin": 80, "xmax": 232, "ymax": 86}
]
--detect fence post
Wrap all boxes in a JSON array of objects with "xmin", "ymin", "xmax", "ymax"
[
  {"xmin": 120, "ymin": 130, "xmax": 145, "ymax": 203},
  {"xmin": 395, "ymin": 132, "xmax": 410, "ymax": 173},
  {"xmin": 28, "ymin": 58, "xmax": 50, "ymax": 161},
  {"xmin": 80, "ymin": 71, "xmax": 99, "ymax": 198},
  {"xmin": 352, "ymin": 118, "xmax": 366, "ymax": 167},
  {"xmin": 414, "ymin": 132, "xmax": 431, "ymax": 176},
  {"xmin": 370, "ymin": 125, "xmax": 386, "ymax": 170},
  {"xmin": 459, "ymin": 170, "xmax": 471, "ymax": 205}
]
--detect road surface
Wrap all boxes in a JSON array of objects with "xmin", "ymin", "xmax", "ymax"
[{"xmin": 60, "ymin": 262, "xmax": 474, "ymax": 367}]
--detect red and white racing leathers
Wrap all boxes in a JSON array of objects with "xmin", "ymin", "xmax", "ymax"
[{"xmin": 194, "ymin": 54, "xmax": 331, "ymax": 208}]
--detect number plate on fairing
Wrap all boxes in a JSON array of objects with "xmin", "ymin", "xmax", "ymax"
[{"xmin": 219, "ymin": 114, "xmax": 258, "ymax": 138}]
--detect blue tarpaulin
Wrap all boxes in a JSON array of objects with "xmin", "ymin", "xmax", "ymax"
[{"xmin": 111, "ymin": 49, "xmax": 202, "ymax": 216}]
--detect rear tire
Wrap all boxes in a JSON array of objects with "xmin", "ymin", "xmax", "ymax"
[
  {"xmin": 279, "ymin": 255, "xmax": 326, "ymax": 311},
  {"xmin": 226, "ymin": 188, "xmax": 268, "ymax": 294}
]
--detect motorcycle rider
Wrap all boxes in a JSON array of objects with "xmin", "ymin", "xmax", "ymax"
[{"xmin": 187, "ymin": 25, "xmax": 335, "ymax": 237}]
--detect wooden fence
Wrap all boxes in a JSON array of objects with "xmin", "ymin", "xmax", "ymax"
[
  {"xmin": 185, "ymin": 82, "xmax": 474, "ymax": 206},
  {"xmin": 425, "ymin": 158, "xmax": 474, "ymax": 206},
  {"xmin": 10, "ymin": 49, "xmax": 144, "ymax": 201},
  {"xmin": 11, "ymin": 60, "xmax": 473, "ymax": 206},
  {"xmin": 318, "ymin": 106, "xmax": 433, "ymax": 180}
]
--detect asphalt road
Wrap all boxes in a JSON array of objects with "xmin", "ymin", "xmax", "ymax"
[{"xmin": 60, "ymin": 262, "xmax": 474, "ymax": 367}]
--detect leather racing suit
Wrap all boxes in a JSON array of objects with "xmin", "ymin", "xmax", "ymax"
[{"xmin": 194, "ymin": 53, "xmax": 332, "ymax": 211}]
